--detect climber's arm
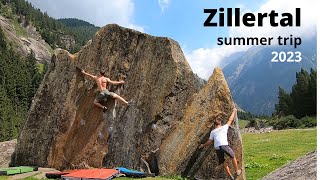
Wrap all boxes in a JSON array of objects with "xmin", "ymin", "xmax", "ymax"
[
  {"xmin": 226, "ymin": 108, "xmax": 238, "ymax": 126},
  {"xmin": 81, "ymin": 70, "xmax": 97, "ymax": 80},
  {"xmin": 199, "ymin": 139, "xmax": 213, "ymax": 149}
]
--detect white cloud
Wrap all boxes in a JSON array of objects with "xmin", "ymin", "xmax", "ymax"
[
  {"xmin": 185, "ymin": 45, "xmax": 248, "ymax": 79},
  {"xmin": 186, "ymin": 0, "xmax": 317, "ymax": 80},
  {"xmin": 126, "ymin": 24, "xmax": 145, "ymax": 33},
  {"xmin": 26, "ymin": 0, "xmax": 144, "ymax": 32},
  {"xmin": 158, "ymin": 0, "xmax": 170, "ymax": 13}
]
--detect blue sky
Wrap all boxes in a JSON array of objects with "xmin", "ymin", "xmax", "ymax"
[
  {"xmin": 26, "ymin": 0, "xmax": 317, "ymax": 79},
  {"xmin": 134, "ymin": 0, "xmax": 267, "ymax": 51}
]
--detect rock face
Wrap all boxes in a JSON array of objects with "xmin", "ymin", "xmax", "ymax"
[
  {"xmin": 11, "ymin": 24, "xmax": 244, "ymax": 179},
  {"xmin": 60, "ymin": 35, "xmax": 76, "ymax": 50},
  {"xmin": 0, "ymin": 15, "xmax": 52, "ymax": 62}
]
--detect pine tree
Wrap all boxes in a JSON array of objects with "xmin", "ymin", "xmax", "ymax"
[
  {"xmin": 275, "ymin": 87, "xmax": 292, "ymax": 116},
  {"xmin": 275, "ymin": 69, "xmax": 317, "ymax": 118},
  {"xmin": 309, "ymin": 68, "xmax": 317, "ymax": 115},
  {"xmin": 291, "ymin": 69, "xmax": 311, "ymax": 118},
  {"xmin": 0, "ymin": 27, "xmax": 45, "ymax": 141}
]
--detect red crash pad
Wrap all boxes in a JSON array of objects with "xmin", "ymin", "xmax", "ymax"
[{"xmin": 62, "ymin": 169, "xmax": 119, "ymax": 180}]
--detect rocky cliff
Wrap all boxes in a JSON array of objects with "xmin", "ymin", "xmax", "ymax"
[
  {"xmin": 0, "ymin": 15, "xmax": 52, "ymax": 62},
  {"xmin": 11, "ymin": 24, "xmax": 244, "ymax": 179}
]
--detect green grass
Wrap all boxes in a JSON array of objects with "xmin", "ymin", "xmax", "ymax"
[
  {"xmin": 0, "ymin": 172, "xmax": 47, "ymax": 180},
  {"xmin": 36, "ymin": 63, "xmax": 46, "ymax": 74},
  {"xmin": 242, "ymin": 128, "xmax": 316, "ymax": 180},
  {"xmin": 12, "ymin": 20, "xmax": 28, "ymax": 37}
]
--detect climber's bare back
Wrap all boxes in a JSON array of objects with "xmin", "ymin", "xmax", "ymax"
[{"xmin": 95, "ymin": 76, "xmax": 108, "ymax": 91}]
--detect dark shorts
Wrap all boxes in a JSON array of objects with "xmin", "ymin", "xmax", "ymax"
[
  {"xmin": 216, "ymin": 145, "xmax": 235, "ymax": 164},
  {"xmin": 96, "ymin": 90, "xmax": 116, "ymax": 102}
]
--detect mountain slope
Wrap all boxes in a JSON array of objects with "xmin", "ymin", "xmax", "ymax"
[
  {"xmin": 58, "ymin": 18, "xmax": 99, "ymax": 49},
  {"xmin": 223, "ymin": 38, "xmax": 316, "ymax": 115},
  {"xmin": 0, "ymin": 0, "xmax": 99, "ymax": 53},
  {"xmin": 58, "ymin": 18, "xmax": 97, "ymax": 27},
  {"xmin": 0, "ymin": 15, "xmax": 52, "ymax": 62}
]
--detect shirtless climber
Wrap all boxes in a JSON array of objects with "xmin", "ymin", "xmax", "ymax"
[{"xmin": 81, "ymin": 69, "xmax": 128, "ymax": 112}]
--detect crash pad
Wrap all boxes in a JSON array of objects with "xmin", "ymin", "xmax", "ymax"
[
  {"xmin": 0, "ymin": 166, "xmax": 37, "ymax": 175},
  {"xmin": 62, "ymin": 169, "xmax": 119, "ymax": 180},
  {"xmin": 116, "ymin": 167, "xmax": 150, "ymax": 178}
]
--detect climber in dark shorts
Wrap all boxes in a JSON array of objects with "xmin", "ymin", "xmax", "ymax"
[
  {"xmin": 199, "ymin": 108, "xmax": 242, "ymax": 180},
  {"xmin": 81, "ymin": 69, "xmax": 128, "ymax": 112}
]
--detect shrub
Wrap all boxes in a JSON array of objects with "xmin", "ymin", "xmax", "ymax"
[
  {"xmin": 268, "ymin": 115, "xmax": 302, "ymax": 130},
  {"xmin": 300, "ymin": 116, "xmax": 317, "ymax": 127}
]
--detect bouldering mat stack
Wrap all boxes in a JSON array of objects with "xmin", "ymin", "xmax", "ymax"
[
  {"xmin": 62, "ymin": 169, "xmax": 119, "ymax": 180},
  {"xmin": 0, "ymin": 166, "xmax": 37, "ymax": 175},
  {"xmin": 116, "ymin": 167, "xmax": 154, "ymax": 178}
]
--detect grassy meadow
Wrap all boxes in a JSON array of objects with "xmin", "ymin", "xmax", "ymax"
[{"xmin": 242, "ymin": 128, "xmax": 316, "ymax": 179}]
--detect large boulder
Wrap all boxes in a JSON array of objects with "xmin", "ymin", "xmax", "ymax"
[
  {"xmin": 11, "ymin": 24, "xmax": 244, "ymax": 179},
  {"xmin": 160, "ymin": 68, "xmax": 245, "ymax": 179}
]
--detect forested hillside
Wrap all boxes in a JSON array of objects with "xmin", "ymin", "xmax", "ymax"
[
  {"xmin": 0, "ymin": 28, "xmax": 45, "ymax": 141},
  {"xmin": 0, "ymin": 0, "xmax": 99, "ymax": 53},
  {"xmin": 58, "ymin": 18, "xmax": 99, "ymax": 51}
]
